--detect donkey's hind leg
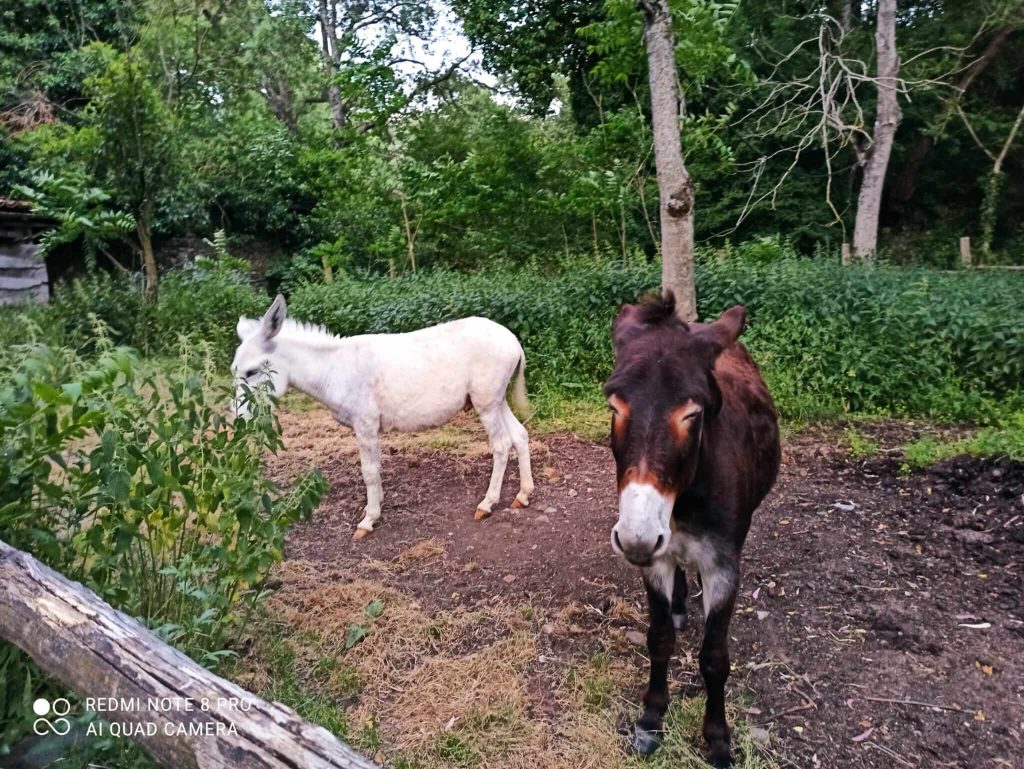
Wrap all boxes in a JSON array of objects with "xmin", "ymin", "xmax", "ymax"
[
  {"xmin": 500, "ymin": 402, "xmax": 533, "ymax": 508},
  {"xmin": 473, "ymin": 403, "xmax": 512, "ymax": 520},
  {"xmin": 353, "ymin": 422, "xmax": 384, "ymax": 538}
]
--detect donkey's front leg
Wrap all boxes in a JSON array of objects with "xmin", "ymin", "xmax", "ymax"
[
  {"xmin": 353, "ymin": 423, "xmax": 383, "ymax": 538},
  {"xmin": 699, "ymin": 564, "xmax": 739, "ymax": 768},
  {"xmin": 632, "ymin": 559, "xmax": 676, "ymax": 755}
]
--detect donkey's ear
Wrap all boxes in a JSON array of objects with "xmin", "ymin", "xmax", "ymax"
[
  {"xmin": 612, "ymin": 304, "xmax": 645, "ymax": 348},
  {"xmin": 260, "ymin": 294, "xmax": 287, "ymax": 340},
  {"xmin": 237, "ymin": 317, "xmax": 259, "ymax": 340},
  {"xmin": 703, "ymin": 305, "xmax": 746, "ymax": 351}
]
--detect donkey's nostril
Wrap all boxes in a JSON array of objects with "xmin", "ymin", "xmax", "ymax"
[
  {"xmin": 613, "ymin": 530, "xmax": 623, "ymax": 551},
  {"xmin": 654, "ymin": 534, "xmax": 665, "ymax": 552}
]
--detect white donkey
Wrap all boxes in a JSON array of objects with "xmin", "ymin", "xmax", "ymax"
[{"xmin": 232, "ymin": 295, "xmax": 534, "ymax": 537}]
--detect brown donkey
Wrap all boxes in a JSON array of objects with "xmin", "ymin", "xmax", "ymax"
[{"xmin": 604, "ymin": 295, "xmax": 780, "ymax": 768}]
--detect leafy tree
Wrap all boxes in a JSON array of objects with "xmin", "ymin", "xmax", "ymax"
[
  {"xmin": 452, "ymin": 0, "xmax": 627, "ymax": 124},
  {"xmin": 83, "ymin": 47, "xmax": 186, "ymax": 300},
  {"xmin": 0, "ymin": 0, "xmax": 138, "ymax": 119}
]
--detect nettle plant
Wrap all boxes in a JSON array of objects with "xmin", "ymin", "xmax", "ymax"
[{"xmin": 0, "ymin": 340, "xmax": 326, "ymax": 725}]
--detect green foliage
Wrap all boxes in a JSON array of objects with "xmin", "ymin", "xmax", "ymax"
[
  {"xmin": 4, "ymin": 0, "xmax": 1023, "ymax": 268},
  {"xmin": 451, "ymin": 0, "xmax": 618, "ymax": 123},
  {"xmin": 147, "ymin": 239, "xmax": 265, "ymax": 360},
  {"xmin": 0, "ymin": 343, "xmax": 327, "ymax": 747},
  {"xmin": 0, "ymin": 0, "xmax": 138, "ymax": 110},
  {"xmin": 582, "ymin": 0, "xmax": 745, "ymax": 89},
  {"xmin": 4, "ymin": 249, "xmax": 1022, "ymax": 425},
  {"xmin": 82, "ymin": 45, "xmax": 195, "ymax": 230},
  {"xmin": 13, "ymin": 170, "xmax": 135, "ymax": 271}
]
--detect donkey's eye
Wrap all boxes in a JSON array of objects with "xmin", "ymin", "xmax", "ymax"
[
  {"xmin": 607, "ymin": 394, "xmax": 629, "ymax": 417},
  {"xmin": 674, "ymin": 401, "xmax": 702, "ymax": 424}
]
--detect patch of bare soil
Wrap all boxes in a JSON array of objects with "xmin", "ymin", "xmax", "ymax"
[{"xmin": 269, "ymin": 410, "xmax": 1024, "ymax": 769}]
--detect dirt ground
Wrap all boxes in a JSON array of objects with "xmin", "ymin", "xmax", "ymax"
[{"xmin": 262, "ymin": 406, "xmax": 1024, "ymax": 769}]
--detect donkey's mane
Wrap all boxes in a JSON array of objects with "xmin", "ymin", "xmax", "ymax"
[
  {"xmin": 279, "ymin": 318, "xmax": 342, "ymax": 343},
  {"xmin": 633, "ymin": 292, "xmax": 686, "ymax": 329}
]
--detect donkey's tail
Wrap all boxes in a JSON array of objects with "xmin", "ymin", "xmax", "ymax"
[{"xmin": 509, "ymin": 347, "xmax": 532, "ymax": 420}]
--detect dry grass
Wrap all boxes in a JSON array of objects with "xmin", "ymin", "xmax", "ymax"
[
  {"xmin": 239, "ymin": 559, "xmax": 788, "ymax": 769},
  {"xmin": 607, "ymin": 599, "xmax": 644, "ymax": 624},
  {"xmin": 395, "ymin": 538, "xmax": 446, "ymax": 565},
  {"xmin": 359, "ymin": 632, "xmax": 538, "ymax": 755}
]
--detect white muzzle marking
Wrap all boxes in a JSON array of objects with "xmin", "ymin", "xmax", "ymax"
[{"xmin": 612, "ymin": 482, "xmax": 674, "ymax": 564}]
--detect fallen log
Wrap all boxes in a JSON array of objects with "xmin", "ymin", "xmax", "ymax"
[{"xmin": 0, "ymin": 538, "xmax": 378, "ymax": 769}]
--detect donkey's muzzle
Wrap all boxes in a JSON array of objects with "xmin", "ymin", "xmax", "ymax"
[
  {"xmin": 612, "ymin": 481, "xmax": 673, "ymax": 565},
  {"xmin": 611, "ymin": 526, "xmax": 668, "ymax": 566}
]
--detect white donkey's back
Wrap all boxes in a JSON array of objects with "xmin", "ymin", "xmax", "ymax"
[
  {"xmin": 232, "ymin": 297, "xmax": 534, "ymax": 538},
  {"xmin": 357, "ymin": 317, "xmax": 528, "ymax": 433}
]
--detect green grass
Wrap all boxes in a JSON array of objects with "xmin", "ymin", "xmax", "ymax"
[
  {"xmin": 842, "ymin": 427, "xmax": 879, "ymax": 459},
  {"xmin": 569, "ymin": 653, "xmax": 619, "ymax": 712},
  {"xmin": 647, "ymin": 696, "xmax": 782, "ymax": 769},
  {"xmin": 431, "ymin": 731, "xmax": 482, "ymax": 766},
  {"xmin": 254, "ymin": 636, "xmax": 351, "ymax": 739},
  {"xmin": 530, "ymin": 387, "xmax": 609, "ymax": 440},
  {"xmin": 900, "ymin": 413, "xmax": 1024, "ymax": 472}
]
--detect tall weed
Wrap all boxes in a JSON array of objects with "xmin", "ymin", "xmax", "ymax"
[{"xmin": 0, "ymin": 342, "xmax": 326, "ymax": 747}]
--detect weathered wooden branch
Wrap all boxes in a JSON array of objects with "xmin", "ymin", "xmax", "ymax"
[{"xmin": 0, "ymin": 538, "xmax": 378, "ymax": 769}]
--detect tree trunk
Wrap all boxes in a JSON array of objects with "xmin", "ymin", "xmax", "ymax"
[
  {"xmin": 852, "ymin": 0, "xmax": 901, "ymax": 260},
  {"xmin": 317, "ymin": 0, "xmax": 346, "ymax": 130},
  {"xmin": 138, "ymin": 201, "xmax": 158, "ymax": 302},
  {"xmin": 828, "ymin": 0, "xmax": 856, "ymax": 33},
  {"xmin": 395, "ymin": 190, "xmax": 417, "ymax": 272},
  {"xmin": 0, "ymin": 538, "xmax": 378, "ymax": 769},
  {"xmin": 639, "ymin": 0, "xmax": 696, "ymax": 321},
  {"xmin": 886, "ymin": 23, "xmax": 1013, "ymax": 219},
  {"xmin": 979, "ymin": 102, "xmax": 1024, "ymax": 258}
]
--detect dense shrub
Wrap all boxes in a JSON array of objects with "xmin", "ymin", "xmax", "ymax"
[
  {"xmin": 1, "ymin": 264, "xmax": 265, "ymax": 363},
  {"xmin": 4, "ymin": 250, "xmax": 1022, "ymax": 421},
  {"xmin": 697, "ymin": 258, "xmax": 1024, "ymax": 418},
  {"xmin": 0, "ymin": 343, "xmax": 326, "ymax": 747},
  {"xmin": 289, "ymin": 256, "xmax": 1024, "ymax": 421}
]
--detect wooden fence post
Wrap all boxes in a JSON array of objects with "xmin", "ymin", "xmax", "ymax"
[
  {"xmin": 960, "ymin": 236, "xmax": 972, "ymax": 267},
  {"xmin": 0, "ymin": 538, "xmax": 379, "ymax": 769}
]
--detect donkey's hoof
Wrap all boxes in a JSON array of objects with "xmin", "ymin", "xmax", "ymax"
[
  {"xmin": 511, "ymin": 498, "xmax": 526, "ymax": 509},
  {"xmin": 629, "ymin": 726, "xmax": 662, "ymax": 756},
  {"xmin": 353, "ymin": 528, "xmax": 371, "ymax": 539},
  {"xmin": 708, "ymin": 750, "xmax": 733, "ymax": 769},
  {"xmin": 474, "ymin": 508, "xmax": 492, "ymax": 521}
]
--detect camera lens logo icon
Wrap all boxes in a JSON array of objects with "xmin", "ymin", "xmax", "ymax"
[{"xmin": 32, "ymin": 698, "xmax": 72, "ymax": 736}]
